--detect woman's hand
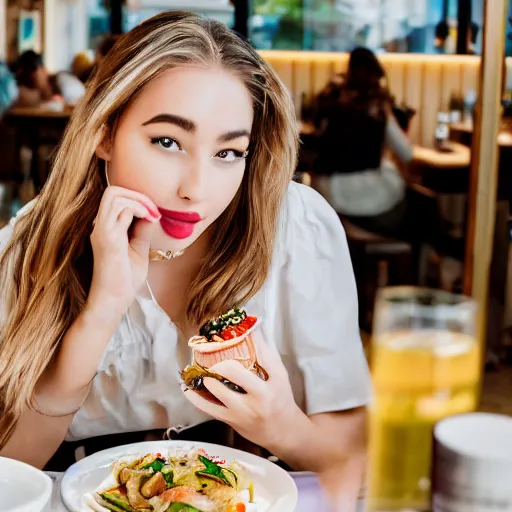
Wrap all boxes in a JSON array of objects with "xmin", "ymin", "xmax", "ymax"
[
  {"xmin": 88, "ymin": 186, "xmax": 161, "ymax": 319},
  {"xmin": 33, "ymin": 186, "xmax": 160, "ymax": 417},
  {"xmin": 183, "ymin": 334, "xmax": 307, "ymax": 453}
]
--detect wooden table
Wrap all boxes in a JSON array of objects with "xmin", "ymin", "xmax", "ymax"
[
  {"xmin": 5, "ymin": 105, "xmax": 73, "ymax": 119},
  {"xmin": 411, "ymin": 142, "xmax": 472, "ymax": 195},
  {"xmin": 3, "ymin": 105, "xmax": 73, "ymax": 191},
  {"xmin": 412, "ymin": 142, "xmax": 471, "ymax": 169},
  {"xmin": 451, "ymin": 121, "xmax": 512, "ymax": 148}
]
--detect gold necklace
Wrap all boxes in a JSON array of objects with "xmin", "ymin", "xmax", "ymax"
[{"xmin": 149, "ymin": 248, "xmax": 186, "ymax": 262}]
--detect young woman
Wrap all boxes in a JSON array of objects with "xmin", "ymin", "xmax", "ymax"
[
  {"xmin": 14, "ymin": 50, "xmax": 85, "ymax": 106},
  {"xmin": 310, "ymin": 47, "xmax": 463, "ymax": 262},
  {"xmin": 0, "ymin": 11, "xmax": 370, "ymax": 507}
]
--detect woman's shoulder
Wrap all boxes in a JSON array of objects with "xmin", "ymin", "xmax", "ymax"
[
  {"xmin": 0, "ymin": 200, "xmax": 37, "ymax": 253},
  {"xmin": 277, "ymin": 181, "xmax": 346, "ymax": 250}
]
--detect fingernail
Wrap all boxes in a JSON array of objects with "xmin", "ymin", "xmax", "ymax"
[{"xmin": 142, "ymin": 202, "xmax": 160, "ymax": 218}]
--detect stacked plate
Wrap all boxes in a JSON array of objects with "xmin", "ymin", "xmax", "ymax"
[{"xmin": 0, "ymin": 456, "xmax": 53, "ymax": 511}]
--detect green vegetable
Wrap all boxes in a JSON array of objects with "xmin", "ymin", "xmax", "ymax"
[
  {"xmin": 197, "ymin": 455, "xmax": 234, "ymax": 487},
  {"xmin": 101, "ymin": 490, "xmax": 140, "ymax": 512},
  {"xmin": 195, "ymin": 471, "xmax": 226, "ymax": 484},
  {"xmin": 199, "ymin": 308, "xmax": 247, "ymax": 340},
  {"xmin": 143, "ymin": 457, "xmax": 166, "ymax": 473},
  {"xmin": 166, "ymin": 503, "xmax": 201, "ymax": 512},
  {"xmin": 161, "ymin": 464, "xmax": 174, "ymax": 486},
  {"xmin": 95, "ymin": 495, "xmax": 126, "ymax": 512},
  {"xmin": 221, "ymin": 468, "xmax": 238, "ymax": 488}
]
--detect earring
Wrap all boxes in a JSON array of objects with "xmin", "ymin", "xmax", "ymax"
[{"xmin": 105, "ymin": 160, "xmax": 111, "ymax": 186}]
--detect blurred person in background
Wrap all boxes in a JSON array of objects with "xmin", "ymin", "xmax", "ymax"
[
  {"xmin": 434, "ymin": 20, "xmax": 450, "ymax": 54},
  {"xmin": 0, "ymin": 61, "xmax": 18, "ymax": 117},
  {"xmin": 95, "ymin": 34, "xmax": 121, "ymax": 67},
  {"xmin": 14, "ymin": 50, "xmax": 54, "ymax": 107},
  {"xmin": 311, "ymin": 47, "xmax": 464, "ymax": 263},
  {"xmin": 71, "ymin": 52, "xmax": 95, "ymax": 83},
  {"xmin": 14, "ymin": 50, "xmax": 85, "ymax": 107},
  {"xmin": 467, "ymin": 22, "xmax": 480, "ymax": 55},
  {"xmin": 71, "ymin": 35, "xmax": 121, "ymax": 84}
]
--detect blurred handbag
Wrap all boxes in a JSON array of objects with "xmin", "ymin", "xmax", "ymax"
[{"xmin": 392, "ymin": 103, "xmax": 416, "ymax": 132}]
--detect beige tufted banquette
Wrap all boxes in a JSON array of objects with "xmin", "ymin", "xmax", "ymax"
[{"xmin": 260, "ymin": 51, "xmax": 489, "ymax": 146}]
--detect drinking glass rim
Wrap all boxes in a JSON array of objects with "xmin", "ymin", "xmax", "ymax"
[{"xmin": 377, "ymin": 286, "xmax": 476, "ymax": 308}]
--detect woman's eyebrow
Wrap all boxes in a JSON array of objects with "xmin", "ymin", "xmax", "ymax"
[
  {"xmin": 142, "ymin": 114, "xmax": 250, "ymax": 143},
  {"xmin": 142, "ymin": 113, "xmax": 196, "ymax": 132},
  {"xmin": 218, "ymin": 130, "xmax": 251, "ymax": 143}
]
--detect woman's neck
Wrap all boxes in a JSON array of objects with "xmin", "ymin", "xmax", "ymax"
[{"xmin": 145, "ymin": 232, "xmax": 209, "ymax": 332}]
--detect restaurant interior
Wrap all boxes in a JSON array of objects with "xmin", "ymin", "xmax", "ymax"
[{"xmin": 1, "ymin": 0, "xmax": 512, "ymax": 511}]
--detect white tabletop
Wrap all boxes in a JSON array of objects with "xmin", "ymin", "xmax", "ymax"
[{"xmin": 46, "ymin": 471, "xmax": 364, "ymax": 511}]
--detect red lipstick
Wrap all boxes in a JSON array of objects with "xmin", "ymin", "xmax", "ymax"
[{"xmin": 157, "ymin": 207, "xmax": 202, "ymax": 239}]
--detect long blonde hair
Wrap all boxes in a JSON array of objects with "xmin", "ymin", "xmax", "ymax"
[{"xmin": 0, "ymin": 11, "xmax": 298, "ymax": 447}]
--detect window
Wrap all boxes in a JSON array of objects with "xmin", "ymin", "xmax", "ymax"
[
  {"xmin": 88, "ymin": 0, "xmax": 110, "ymax": 50},
  {"xmin": 249, "ymin": 0, "xmax": 484, "ymax": 54},
  {"xmin": 123, "ymin": 1, "xmax": 234, "ymax": 34},
  {"xmin": 87, "ymin": 1, "xmax": 234, "ymax": 51}
]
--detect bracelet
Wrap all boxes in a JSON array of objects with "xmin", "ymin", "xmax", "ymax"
[{"xmin": 29, "ymin": 382, "xmax": 93, "ymax": 418}]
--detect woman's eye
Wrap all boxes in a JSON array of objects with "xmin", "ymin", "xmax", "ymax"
[
  {"xmin": 151, "ymin": 137, "xmax": 181, "ymax": 151},
  {"xmin": 215, "ymin": 149, "xmax": 248, "ymax": 163}
]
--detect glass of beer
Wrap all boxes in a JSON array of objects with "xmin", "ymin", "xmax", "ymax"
[{"xmin": 366, "ymin": 287, "xmax": 480, "ymax": 512}]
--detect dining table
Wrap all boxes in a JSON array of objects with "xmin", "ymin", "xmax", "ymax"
[
  {"xmin": 3, "ymin": 104, "xmax": 73, "ymax": 191},
  {"xmin": 450, "ymin": 120, "xmax": 512, "ymax": 148},
  {"xmin": 45, "ymin": 470, "xmax": 365, "ymax": 511}
]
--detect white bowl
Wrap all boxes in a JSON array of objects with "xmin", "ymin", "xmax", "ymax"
[{"xmin": 0, "ymin": 456, "xmax": 53, "ymax": 511}]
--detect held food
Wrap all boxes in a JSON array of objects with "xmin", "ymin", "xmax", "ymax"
[
  {"xmin": 82, "ymin": 448, "xmax": 267, "ymax": 512},
  {"xmin": 181, "ymin": 309, "xmax": 268, "ymax": 400}
]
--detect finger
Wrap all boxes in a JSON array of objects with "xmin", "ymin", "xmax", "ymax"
[
  {"xmin": 103, "ymin": 186, "xmax": 160, "ymax": 218},
  {"xmin": 202, "ymin": 377, "xmax": 253, "ymax": 412},
  {"xmin": 130, "ymin": 218, "xmax": 158, "ymax": 258},
  {"xmin": 207, "ymin": 360, "xmax": 265, "ymax": 395},
  {"xmin": 183, "ymin": 387, "xmax": 231, "ymax": 423},
  {"xmin": 251, "ymin": 329, "xmax": 287, "ymax": 379},
  {"xmin": 116, "ymin": 209, "xmax": 136, "ymax": 235},
  {"xmin": 113, "ymin": 197, "xmax": 157, "ymax": 227},
  {"xmin": 95, "ymin": 197, "xmax": 148, "ymax": 234},
  {"xmin": 95, "ymin": 187, "xmax": 159, "ymax": 232}
]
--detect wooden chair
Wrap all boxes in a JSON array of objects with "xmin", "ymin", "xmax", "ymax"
[{"xmin": 340, "ymin": 216, "xmax": 413, "ymax": 331}]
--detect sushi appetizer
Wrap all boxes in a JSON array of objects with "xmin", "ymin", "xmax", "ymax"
[
  {"xmin": 83, "ymin": 448, "xmax": 258, "ymax": 512},
  {"xmin": 181, "ymin": 308, "xmax": 268, "ymax": 398}
]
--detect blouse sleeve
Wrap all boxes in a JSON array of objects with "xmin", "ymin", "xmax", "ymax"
[
  {"xmin": 0, "ymin": 200, "xmax": 37, "ymax": 255},
  {"xmin": 278, "ymin": 184, "xmax": 372, "ymax": 416},
  {"xmin": 0, "ymin": 217, "xmax": 15, "ymax": 254},
  {"xmin": 385, "ymin": 114, "xmax": 413, "ymax": 164}
]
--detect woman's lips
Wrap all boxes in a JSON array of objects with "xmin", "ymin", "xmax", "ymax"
[{"xmin": 157, "ymin": 208, "xmax": 202, "ymax": 239}]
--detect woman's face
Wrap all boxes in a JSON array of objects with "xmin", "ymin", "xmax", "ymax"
[{"xmin": 99, "ymin": 66, "xmax": 253, "ymax": 253}]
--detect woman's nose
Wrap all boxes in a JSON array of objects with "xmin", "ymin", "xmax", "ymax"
[{"xmin": 177, "ymin": 156, "xmax": 209, "ymax": 203}]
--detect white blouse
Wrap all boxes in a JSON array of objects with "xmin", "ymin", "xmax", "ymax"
[{"xmin": 0, "ymin": 182, "xmax": 371, "ymax": 442}]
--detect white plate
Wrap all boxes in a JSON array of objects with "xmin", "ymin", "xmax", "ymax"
[
  {"xmin": 60, "ymin": 440, "xmax": 298, "ymax": 512},
  {"xmin": 0, "ymin": 456, "xmax": 53, "ymax": 512}
]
